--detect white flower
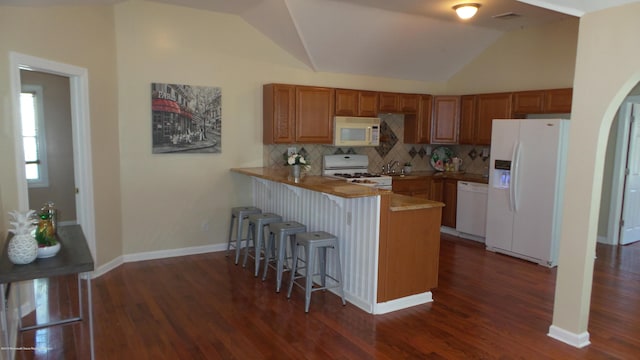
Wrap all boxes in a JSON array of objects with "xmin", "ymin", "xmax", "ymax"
[
  {"xmin": 288, "ymin": 156, "xmax": 295, "ymax": 165},
  {"xmin": 286, "ymin": 153, "xmax": 310, "ymax": 169}
]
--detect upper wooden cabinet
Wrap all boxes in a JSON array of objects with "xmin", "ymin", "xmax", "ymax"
[
  {"xmin": 399, "ymin": 94, "xmax": 420, "ymax": 114},
  {"xmin": 335, "ymin": 89, "xmax": 379, "ymax": 117},
  {"xmin": 476, "ymin": 92, "xmax": 513, "ymax": 145},
  {"xmin": 379, "ymin": 92, "xmax": 420, "ymax": 114},
  {"xmin": 263, "ymin": 84, "xmax": 296, "ymax": 143},
  {"xmin": 545, "ymin": 88, "xmax": 573, "ymax": 113},
  {"xmin": 263, "ymin": 84, "xmax": 334, "ymax": 144},
  {"xmin": 378, "ymin": 92, "xmax": 400, "ymax": 113},
  {"xmin": 295, "ymin": 86, "xmax": 335, "ymax": 143},
  {"xmin": 431, "ymin": 96, "xmax": 460, "ymax": 144},
  {"xmin": 458, "ymin": 95, "xmax": 477, "ymax": 145},
  {"xmin": 512, "ymin": 90, "xmax": 545, "ymax": 114},
  {"xmin": 513, "ymin": 88, "xmax": 573, "ymax": 114},
  {"xmin": 404, "ymin": 95, "xmax": 433, "ymax": 144}
]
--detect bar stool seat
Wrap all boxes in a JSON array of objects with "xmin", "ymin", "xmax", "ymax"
[
  {"xmin": 263, "ymin": 221, "xmax": 307, "ymax": 292},
  {"xmin": 227, "ymin": 206, "xmax": 261, "ymax": 264},
  {"xmin": 243, "ymin": 213, "xmax": 282, "ymax": 277},
  {"xmin": 287, "ymin": 231, "xmax": 346, "ymax": 313}
]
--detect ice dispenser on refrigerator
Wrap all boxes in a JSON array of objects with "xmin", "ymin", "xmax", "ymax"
[{"xmin": 492, "ymin": 160, "xmax": 511, "ymax": 189}]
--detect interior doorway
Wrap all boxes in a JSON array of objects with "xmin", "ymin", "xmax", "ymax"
[
  {"xmin": 606, "ymin": 93, "xmax": 640, "ymax": 246},
  {"xmin": 20, "ymin": 70, "xmax": 77, "ymax": 225},
  {"xmin": 9, "ymin": 52, "xmax": 96, "ymax": 260}
]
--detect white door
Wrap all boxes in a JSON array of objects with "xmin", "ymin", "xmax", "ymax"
[
  {"xmin": 621, "ymin": 104, "xmax": 640, "ymax": 245},
  {"xmin": 485, "ymin": 120, "xmax": 519, "ymax": 251}
]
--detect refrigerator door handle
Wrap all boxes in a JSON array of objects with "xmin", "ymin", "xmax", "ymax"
[
  {"xmin": 512, "ymin": 142, "xmax": 522, "ymax": 212},
  {"xmin": 509, "ymin": 142, "xmax": 517, "ymax": 212}
]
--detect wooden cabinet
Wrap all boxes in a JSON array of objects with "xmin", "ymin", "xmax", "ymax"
[
  {"xmin": 404, "ymin": 95, "xmax": 432, "ymax": 144},
  {"xmin": 442, "ymin": 179, "xmax": 458, "ymax": 228},
  {"xmin": 263, "ymin": 83, "xmax": 296, "ymax": 143},
  {"xmin": 429, "ymin": 178, "xmax": 443, "ymax": 202},
  {"xmin": 513, "ymin": 90, "xmax": 545, "ymax": 114},
  {"xmin": 392, "ymin": 177, "xmax": 431, "ymax": 198},
  {"xmin": 475, "ymin": 92, "xmax": 513, "ymax": 145},
  {"xmin": 295, "ymin": 86, "xmax": 335, "ymax": 143},
  {"xmin": 263, "ymin": 83, "xmax": 334, "ymax": 144},
  {"xmin": 335, "ymin": 89, "xmax": 379, "ymax": 117},
  {"xmin": 458, "ymin": 95, "xmax": 477, "ymax": 145},
  {"xmin": 431, "ymin": 96, "xmax": 460, "ymax": 144},
  {"xmin": 513, "ymin": 88, "xmax": 573, "ymax": 114},
  {"xmin": 399, "ymin": 94, "xmax": 420, "ymax": 113},
  {"xmin": 378, "ymin": 92, "xmax": 400, "ymax": 113},
  {"xmin": 545, "ymin": 88, "xmax": 573, "ymax": 113},
  {"xmin": 378, "ymin": 194, "xmax": 441, "ymax": 301}
]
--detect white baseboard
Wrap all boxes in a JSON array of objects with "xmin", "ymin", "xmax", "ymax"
[
  {"xmin": 373, "ymin": 292, "xmax": 433, "ymax": 314},
  {"xmin": 548, "ymin": 325, "xmax": 590, "ymax": 348},
  {"xmin": 93, "ymin": 243, "xmax": 227, "ymax": 278}
]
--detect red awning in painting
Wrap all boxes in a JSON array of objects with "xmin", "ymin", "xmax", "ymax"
[{"xmin": 152, "ymin": 99, "xmax": 181, "ymax": 114}]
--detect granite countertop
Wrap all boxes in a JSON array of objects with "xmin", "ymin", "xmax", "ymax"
[
  {"xmin": 390, "ymin": 170, "xmax": 489, "ymax": 184},
  {"xmin": 231, "ymin": 167, "xmax": 389, "ymax": 198},
  {"xmin": 232, "ymin": 167, "xmax": 446, "ymax": 210}
]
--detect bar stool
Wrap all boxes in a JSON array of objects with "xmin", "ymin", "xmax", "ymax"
[
  {"xmin": 227, "ymin": 206, "xmax": 261, "ymax": 264},
  {"xmin": 287, "ymin": 231, "xmax": 346, "ymax": 313},
  {"xmin": 243, "ymin": 213, "xmax": 282, "ymax": 277},
  {"xmin": 262, "ymin": 221, "xmax": 307, "ymax": 292}
]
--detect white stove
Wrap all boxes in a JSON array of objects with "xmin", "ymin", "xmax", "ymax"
[{"xmin": 322, "ymin": 154, "xmax": 392, "ymax": 190}]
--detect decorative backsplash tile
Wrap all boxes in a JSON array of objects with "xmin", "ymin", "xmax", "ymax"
[{"xmin": 263, "ymin": 113, "xmax": 490, "ymax": 176}]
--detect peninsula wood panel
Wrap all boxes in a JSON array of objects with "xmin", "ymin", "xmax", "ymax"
[{"xmin": 378, "ymin": 204, "xmax": 441, "ymax": 302}]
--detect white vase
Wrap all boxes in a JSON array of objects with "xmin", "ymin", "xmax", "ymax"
[{"xmin": 7, "ymin": 234, "xmax": 38, "ymax": 265}]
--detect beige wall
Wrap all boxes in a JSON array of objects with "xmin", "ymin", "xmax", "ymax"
[
  {"xmin": 447, "ymin": 18, "xmax": 578, "ymax": 94},
  {"xmin": 552, "ymin": 2, "xmax": 640, "ymax": 336},
  {"xmin": 21, "ymin": 70, "xmax": 77, "ymax": 223},
  {"xmin": 0, "ymin": 5, "xmax": 122, "ymax": 266},
  {"xmin": 113, "ymin": 1, "xmax": 448, "ymax": 254}
]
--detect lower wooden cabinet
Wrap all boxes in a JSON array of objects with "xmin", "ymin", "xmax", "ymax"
[
  {"xmin": 442, "ymin": 179, "xmax": 458, "ymax": 228},
  {"xmin": 392, "ymin": 176, "xmax": 457, "ymax": 227}
]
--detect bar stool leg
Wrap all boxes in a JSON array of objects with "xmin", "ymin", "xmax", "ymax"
[
  {"xmin": 253, "ymin": 224, "xmax": 266, "ymax": 277},
  {"xmin": 234, "ymin": 214, "xmax": 245, "ymax": 264},
  {"xmin": 242, "ymin": 222, "xmax": 255, "ymax": 268},
  {"xmin": 226, "ymin": 213, "xmax": 235, "ymax": 256},
  {"xmin": 334, "ymin": 241, "xmax": 346, "ymax": 305},
  {"xmin": 304, "ymin": 244, "xmax": 315, "ymax": 313},
  {"xmin": 276, "ymin": 233, "xmax": 287, "ymax": 293},
  {"xmin": 262, "ymin": 233, "xmax": 274, "ymax": 281}
]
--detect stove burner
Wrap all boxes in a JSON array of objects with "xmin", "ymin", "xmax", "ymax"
[{"xmin": 333, "ymin": 172, "xmax": 378, "ymax": 179}]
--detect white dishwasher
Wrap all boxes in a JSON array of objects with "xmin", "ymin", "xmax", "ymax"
[{"xmin": 456, "ymin": 181, "xmax": 488, "ymax": 241}]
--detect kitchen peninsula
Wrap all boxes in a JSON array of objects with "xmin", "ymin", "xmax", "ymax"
[{"xmin": 231, "ymin": 167, "xmax": 444, "ymax": 314}]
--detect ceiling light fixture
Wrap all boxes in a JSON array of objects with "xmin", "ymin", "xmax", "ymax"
[{"xmin": 453, "ymin": 3, "xmax": 481, "ymax": 20}]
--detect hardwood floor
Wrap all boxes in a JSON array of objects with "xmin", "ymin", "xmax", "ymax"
[{"xmin": 14, "ymin": 234, "xmax": 640, "ymax": 359}]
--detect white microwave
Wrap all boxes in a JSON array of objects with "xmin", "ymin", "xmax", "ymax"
[{"xmin": 333, "ymin": 116, "xmax": 380, "ymax": 147}]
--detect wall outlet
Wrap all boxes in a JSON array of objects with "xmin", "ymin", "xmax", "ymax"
[{"xmin": 287, "ymin": 147, "xmax": 297, "ymax": 156}]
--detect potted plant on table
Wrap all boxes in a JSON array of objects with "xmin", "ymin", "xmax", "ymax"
[{"xmin": 35, "ymin": 208, "xmax": 60, "ymax": 258}]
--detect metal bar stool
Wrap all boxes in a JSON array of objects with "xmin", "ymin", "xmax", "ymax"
[
  {"xmin": 227, "ymin": 206, "xmax": 261, "ymax": 264},
  {"xmin": 287, "ymin": 231, "xmax": 346, "ymax": 313},
  {"xmin": 262, "ymin": 221, "xmax": 307, "ymax": 292},
  {"xmin": 243, "ymin": 213, "xmax": 282, "ymax": 277}
]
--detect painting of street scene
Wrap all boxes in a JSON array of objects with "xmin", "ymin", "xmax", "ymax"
[{"xmin": 152, "ymin": 83, "xmax": 221, "ymax": 153}]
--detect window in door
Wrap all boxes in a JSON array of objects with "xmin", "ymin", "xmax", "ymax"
[{"xmin": 20, "ymin": 85, "xmax": 49, "ymax": 188}]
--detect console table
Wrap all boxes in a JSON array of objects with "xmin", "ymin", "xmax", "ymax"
[{"xmin": 0, "ymin": 225, "xmax": 95, "ymax": 359}]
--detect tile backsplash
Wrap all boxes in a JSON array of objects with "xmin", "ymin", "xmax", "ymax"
[{"xmin": 263, "ymin": 113, "xmax": 491, "ymax": 176}]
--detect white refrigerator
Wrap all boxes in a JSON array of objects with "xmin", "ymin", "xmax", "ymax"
[{"xmin": 485, "ymin": 119, "xmax": 570, "ymax": 267}]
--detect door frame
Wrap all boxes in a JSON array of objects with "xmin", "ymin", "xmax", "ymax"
[
  {"xmin": 9, "ymin": 52, "xmax": 97, "ymax": 260},
  {"xmin": 607, "ymin": 95, "xmax": 640, "ymax": 245}
]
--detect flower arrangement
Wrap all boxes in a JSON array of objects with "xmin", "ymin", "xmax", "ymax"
[{"xmin": 286, "ymin": 153, "xmax": 310, "ymax": 170}]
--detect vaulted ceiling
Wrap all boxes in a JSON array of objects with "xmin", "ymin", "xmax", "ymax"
[{"xmin": 3, "ymin": 0, "xmax": 639, "ymax": 81}]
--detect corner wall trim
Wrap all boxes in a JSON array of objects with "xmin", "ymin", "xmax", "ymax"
[{"xmin": 548, "ymin": 325, "xmax": 591, "ymax": 348}]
